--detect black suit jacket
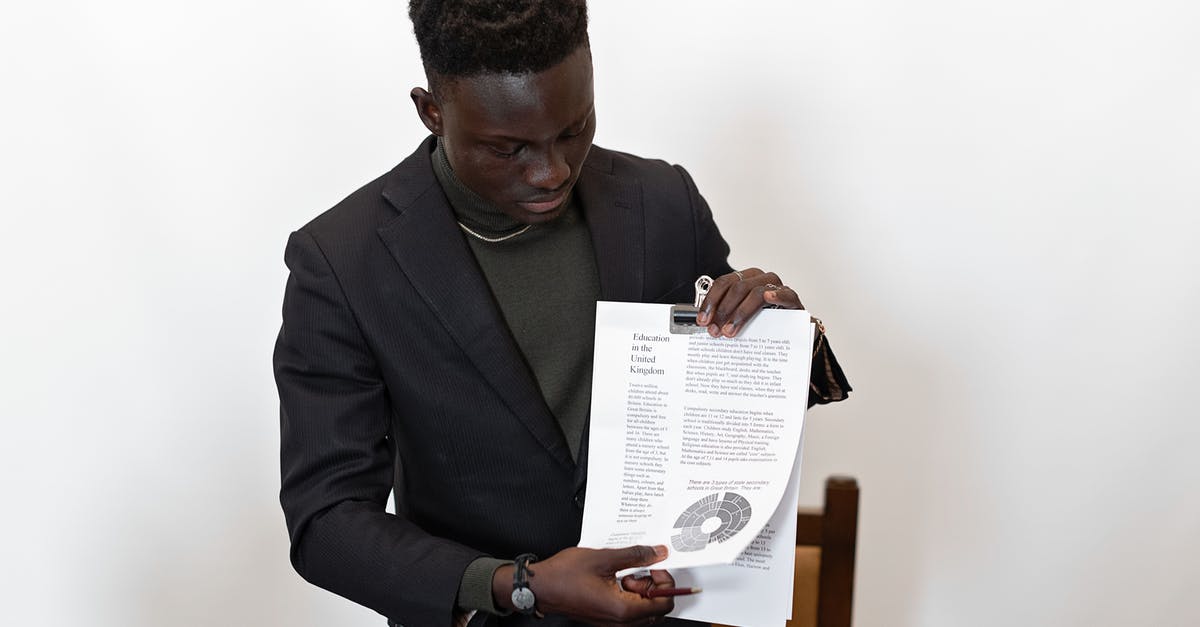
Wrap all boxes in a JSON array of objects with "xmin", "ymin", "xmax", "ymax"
[{"xmin": 275, "ymin": 137, "xmax": 733, "ymax": 626}]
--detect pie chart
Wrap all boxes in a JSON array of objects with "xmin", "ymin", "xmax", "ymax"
[{"xmin": 670, "ymin": 492, "xmax": 753, "ymax": 552}]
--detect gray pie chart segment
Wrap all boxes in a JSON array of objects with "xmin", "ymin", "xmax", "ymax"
[{"xmin": 670, "ymin": 492, "xmax": 753, "ymax": 552}]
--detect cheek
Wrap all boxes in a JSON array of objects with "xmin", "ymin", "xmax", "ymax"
[
  {"xmin": 459, "ymin": 155, "xmax": 522, "ymax": 197},
  {"xmin": 571, "ymin": 129, "xmax": 597, "ymax": 167}
]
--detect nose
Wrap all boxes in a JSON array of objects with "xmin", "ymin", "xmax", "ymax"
[{"xmin": 524, "ymin": 146, "xmax": 571, "ymax": 191}]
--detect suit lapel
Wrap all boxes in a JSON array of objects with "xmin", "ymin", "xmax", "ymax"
[
  {"xmin": 578, "ymin": 148, "xmax": 645, "ymax": 303},
  {"xmin": 573, "ymin": 148, "xmax": 646, "ymax": 492},
  {"xmin": 375, "ymin": 139, "xmax": 574, "ymax": 471}
]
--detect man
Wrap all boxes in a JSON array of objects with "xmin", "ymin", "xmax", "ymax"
[{"xmin": 274, "ymin": 1, "xmax": 850, "ymax": 625}]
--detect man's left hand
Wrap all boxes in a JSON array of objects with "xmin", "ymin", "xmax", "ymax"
[{"xmin": 696, "ymin": 268, "xmax": 804, "ymax": 337}]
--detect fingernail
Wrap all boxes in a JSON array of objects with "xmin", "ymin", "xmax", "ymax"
[
  {"xmin": 696, "ymin": 311, "xmax": 709, "ymax": 325},
  {"xmin": 722, "ymin": 323, "xmax": 736, "ymax": 337},
  {"xmin": 654, "ymin": 545, "xmax": 668, "ymax": 557}
]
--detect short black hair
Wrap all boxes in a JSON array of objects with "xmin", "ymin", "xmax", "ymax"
[{"xmin": 409, "ymin": 0, "xmax": 589, "ymax": 86}]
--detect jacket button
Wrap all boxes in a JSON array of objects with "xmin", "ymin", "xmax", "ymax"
[{"xmin": 573, "ymin": 492, "xmax": 585, "ymax": 509}]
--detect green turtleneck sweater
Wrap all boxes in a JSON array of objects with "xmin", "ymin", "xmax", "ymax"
[{"xmin": 431, "ymin": 140, "xmax": 601, "ymax": 615}]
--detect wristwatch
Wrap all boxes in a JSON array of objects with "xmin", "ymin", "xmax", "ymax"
[{"xmin": 511, "ymin": 553, "xmax": 540, "ymax": 616}]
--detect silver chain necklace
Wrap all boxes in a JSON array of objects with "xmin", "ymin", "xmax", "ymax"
[{"xmin": 456, "ymin": 221, "xmax": 533, "ymax": 243}]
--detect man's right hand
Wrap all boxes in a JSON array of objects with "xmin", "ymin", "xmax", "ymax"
[{"xmin": 491, "ymin": 545, "xmax": 676, "ymax": 625}]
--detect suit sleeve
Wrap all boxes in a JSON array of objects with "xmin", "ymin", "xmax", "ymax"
[{"xmin": 274, "ymin": 229, "xmax": 484, "ymax": 626}]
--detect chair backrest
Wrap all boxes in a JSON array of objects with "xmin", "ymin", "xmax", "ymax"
[
  {"xmin": 794, "ymin": 475, "xmax": 859, "ymax": 627},
  {"xmin": 712, "ymin": 475, "xmax": 859, "ymax": 627}
]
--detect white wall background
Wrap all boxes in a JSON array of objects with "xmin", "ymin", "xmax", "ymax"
[{"xmin": 2, "ymin": 1, "xmax": 1197, "ymax": 626}]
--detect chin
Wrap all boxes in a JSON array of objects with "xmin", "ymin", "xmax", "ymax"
[{"xmin": 506, "ymin": 203, "xmax": 569, "ymax": 225}]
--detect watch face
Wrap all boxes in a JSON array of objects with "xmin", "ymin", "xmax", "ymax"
[{"xmin": 512, "ymin": 586, "xmax": 536, "ymax": 611}]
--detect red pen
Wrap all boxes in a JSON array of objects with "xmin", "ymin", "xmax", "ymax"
[{"xmin": 642, "ymin": 586, "xmax": 703, "ymax": 599}]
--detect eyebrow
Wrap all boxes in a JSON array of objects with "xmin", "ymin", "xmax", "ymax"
[{"xmin": 477, "ymin": 105, "xmax": 595, "ymax": 144}]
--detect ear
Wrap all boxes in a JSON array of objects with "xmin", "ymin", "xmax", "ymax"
[{"xmin": 410, "ymin": 87, "xmax": 444, "ymax": 136}]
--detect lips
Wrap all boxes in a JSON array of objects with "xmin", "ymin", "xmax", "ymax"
[{"xmin": 516, "ymin": 189, "xmax": 569, "ymax": 214}]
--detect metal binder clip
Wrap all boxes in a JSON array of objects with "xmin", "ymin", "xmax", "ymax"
[
  {"xmin": 669, "ymin": 275, "xmax": 714, "ymax": 334},
  {"xmin": 693, "ymin": 275, "xmax": 713, "ymax": 307}
]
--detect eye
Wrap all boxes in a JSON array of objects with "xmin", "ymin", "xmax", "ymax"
[
  {"xmin": 562, "ymin": 121, "xmax": 589, "ymax": 139},
  {"xmin": 487, "ymin": 144, "xmax": 522, "ymax": 159}
]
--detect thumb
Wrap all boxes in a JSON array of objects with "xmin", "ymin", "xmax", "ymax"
[{"xmin": 601, "ymin": 544, "xmax": 669, "ymax": 572}]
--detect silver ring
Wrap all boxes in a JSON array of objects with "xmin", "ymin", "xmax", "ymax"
[
  {"xmin": 734, "ymin": 270, "xmax": 744, "ymax": 281},
  {"xmin": 764, "ymin": 283, "xmax": 779, "ymax": 290}
]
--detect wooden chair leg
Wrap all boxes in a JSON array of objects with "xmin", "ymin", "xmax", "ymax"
[{"xmin": 817, "ymin": 476, "xmax": 858, "ymax": 627}]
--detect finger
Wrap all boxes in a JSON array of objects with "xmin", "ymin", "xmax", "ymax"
[
  {"xmin": 697, "ymin": 268, "xmax": 763, "ymax": 327},
  {"xmin": 601, "ymin": 585, "xmax": 674, "ymax": 626},
  {"xmin": 696, "ymin": 273, "xmax": 735, "ymax": 327},
  {"xmin": 619, "ymin": 574, "xmax": 658, "ymax": 597},
  {"xmin": 763, "ymin": 285, "xmax": 804, "ymax": 310},
  {"xmin": 620, "ymin": 568, "xmax": 677, "ymax": 594},
  {"xmin": 617, "ymin": 568, "xmax": 679, "ymax": 602},
  {"xmin": 602, "ymin": 544, "xmax": 669, "ymax": 572},
  {"xmin": 696, "ymin": 265, "xmax": 758, "ymax": 321},
  {"xmin": 717, "ymin": 272, "xmax": 782, "ymax": 336},
  {"xmin": 646, "ymin": 569, "xmax": 676, "ymax": 588},
  {"xmin": 722, "ymin": 285, "xmax": 771, "ymax": 337}
]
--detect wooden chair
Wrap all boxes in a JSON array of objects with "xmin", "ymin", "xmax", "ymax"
[{"xmin": 713, "ymin": 475, "xmax": 860, "ymax": 627}]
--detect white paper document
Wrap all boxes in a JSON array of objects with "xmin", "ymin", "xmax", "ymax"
[
  {"xmin": 667, "ymin": 447, "xmax": 803, "ymax": 627},
  {"xmin": 578, "ymin": 301, "xmax": 814, "ymax": 626}
]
